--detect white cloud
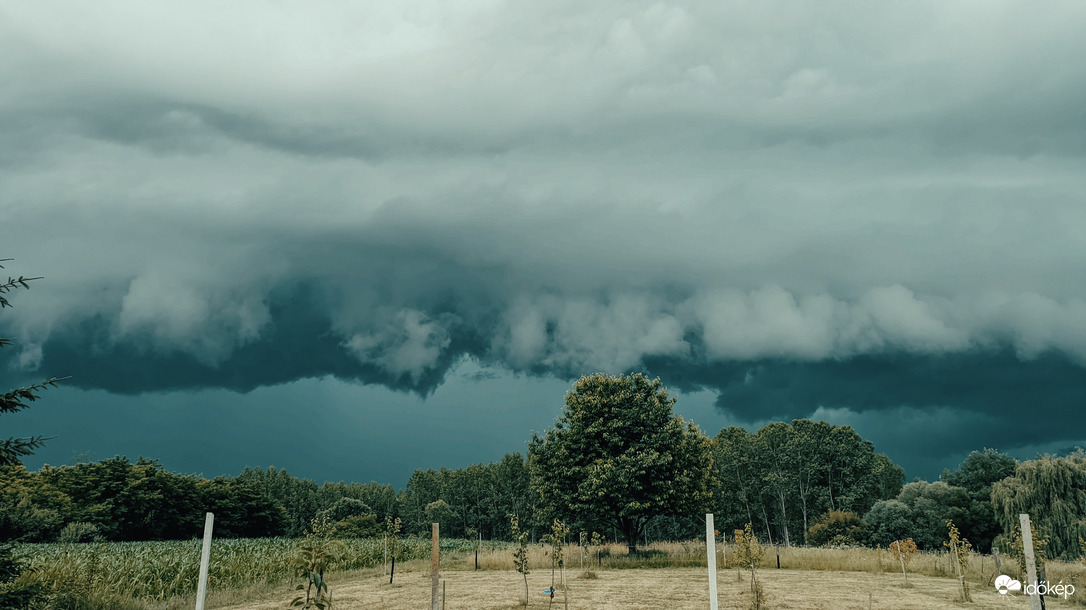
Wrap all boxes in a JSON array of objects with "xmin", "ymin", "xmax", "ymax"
[
  {"xmin": 2, "ymin": 0, "xmax": 1086, "ymax": 382},
  {"xmin": 344, "ymin": 310, "xmax": 453, "ymax": 383}
]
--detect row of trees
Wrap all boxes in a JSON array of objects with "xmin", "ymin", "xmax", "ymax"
[
  {"xmin": 711, "ymin": 420, "xmax": 904, "ymax": 547},
  {"xmin": 0, "ymin": 453, "xmax": 545, "ymax": 544},
  {"xmin": 3, "ymin": 320, "xmax": 1083, "ymax": 562},
  {"xmin": 1, "ymin": 415, "xmax": 903, "ymax": 548},
  {"xmin": 522, "ymin": 373, "xmax": 1086, "ymax": 562},
  {"xmin": 804, "ymin": 448, "xmax": 1086, "ymax": 562},
  {"xmin": 1, "ymin": 457, "xmax": 287, "ymax": 542}
]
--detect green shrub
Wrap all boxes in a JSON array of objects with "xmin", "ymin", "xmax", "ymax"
[
  {"xmin": 331, "ymin": 514, "xmax": 380, "ymax": 539},
  {"xmin": 57, "ymin": 523, "xmax": 101, "ymax": 545}
]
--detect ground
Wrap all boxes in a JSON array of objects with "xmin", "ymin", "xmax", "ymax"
[{"xmin": 214, "ymin": 566, "xmax": 1060, "ymax": 609}]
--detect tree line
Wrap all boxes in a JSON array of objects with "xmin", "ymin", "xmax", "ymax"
[{"xmin": 3, "ymin": 369, "xmax": 1085, "ymax": 564}]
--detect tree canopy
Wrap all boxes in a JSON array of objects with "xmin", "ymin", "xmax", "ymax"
[
  {"xmin": 991, "ymin": 450, "xmax": 1086, "ymax": 560},
  {"xmin": 713, "ymin": 419, "xmax": 903, "ymax": 546},
  {"xmin": 527, "ymin": 372, "xmax": 715, "ymax": 552}
]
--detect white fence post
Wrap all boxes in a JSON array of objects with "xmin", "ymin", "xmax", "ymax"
[
  {"xmin": 195, "ymin": 512, "xmax": 214, "ymax": 610},
  {"xmin": 706, "ymin": 513, "xmax": 718, "ymax": 610},
  {"xmin": 1019, "ymin": 514, "xmax": 1043, "ymax": 610},
  {"xmin": 431, "ymin": 523, "xmax": 440, "ymax": 610}
]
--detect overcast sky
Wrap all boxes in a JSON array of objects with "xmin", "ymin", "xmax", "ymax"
[{"xmin": 4, "ymin": 1, "xmax": 1086, "ymax": 485}]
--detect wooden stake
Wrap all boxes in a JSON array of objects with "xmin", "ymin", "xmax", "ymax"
[
  {"xmin": 1020, "ymin": 514, "xmax": 1043, "ymax": 610},
  {"xmin": 195, "ymin": 512, "xmax": 214, "ymax": 610},
  {"xmin": 950, "ymin": 535, "xmax": 966, "ymax": 601},
  {"xmin": 431, "ymin": 523, "xmax": 440, "ymax": 610},
  {"xmin": 706, "ymin": 513, "xmax": 718, "ymax": 610}
]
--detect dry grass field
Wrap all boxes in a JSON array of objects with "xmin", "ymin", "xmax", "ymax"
[
  {"xmin": 214, "ymin": 565, "xmax": 1075, "ymax": 609},
  {"xmin": 211, "ymin": 549, "xmax": 1084, "ymax": 610}
]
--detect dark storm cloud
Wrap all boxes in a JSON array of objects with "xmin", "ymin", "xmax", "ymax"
[{"xmin": 4, "ymin": 0, "xmax": 1086, "ymax": 470}]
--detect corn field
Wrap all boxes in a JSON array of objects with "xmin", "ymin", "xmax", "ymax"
[{"xmin": 14, "ymin": 537, "xmax": 484, "ymax": 602}]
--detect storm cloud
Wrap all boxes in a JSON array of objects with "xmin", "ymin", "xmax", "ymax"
[{"xmin": 3, "ymin": 1, "xmax": 1086, "ymax": 478}]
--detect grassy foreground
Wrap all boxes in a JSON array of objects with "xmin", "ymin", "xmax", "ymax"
[{"xmin": 12, "ymin": 539, "xmax": 1086, "ymax": 608}]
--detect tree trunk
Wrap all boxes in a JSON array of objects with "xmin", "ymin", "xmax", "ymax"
[
  {"xmin": 777, "ymin": 493, "xmax": 791, "ymax": 547},
  {"xmin": 619, "ymin": 517, "xmax": 642, "ymax": 554},
  {"xmin": 827, "ymin": 468, "xmax": 835, "ymax": 511},
  {"xmin": 759, "ymin": 503, "xmax": 774, "ymax": 545},
  {"xmin": 797, "ymin": 477, "xmax": 810, "ymax": 545}
]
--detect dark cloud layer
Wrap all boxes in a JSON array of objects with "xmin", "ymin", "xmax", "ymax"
[{"xmin": 4, "ymin": 1, "xmax": 1086, "ymax": 479}]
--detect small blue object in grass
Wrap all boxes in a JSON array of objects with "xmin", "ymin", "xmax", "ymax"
[{"xmin": 544, "ymin": 589, "xmax": 554, "ymax": 594}]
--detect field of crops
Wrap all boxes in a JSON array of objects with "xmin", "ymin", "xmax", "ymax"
[{"xmin": 14, "ymin": 536, "xmax": 494, "ymax": 604}]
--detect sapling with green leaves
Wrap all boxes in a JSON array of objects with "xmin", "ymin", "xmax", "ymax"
[
  {"xmin": 511, "ymin": 515, "xmax": 531, "ymax": 607},
  {"xmin": 734, "ymin": 524, "xmax": 766, "ymax": 610},
  {"xmin": 999, "ymin": 521, "xmax": 1050, "ymax": 578},
  {"xmin": 944, "ymin": 520, "xmax": 972, "ymax": 603},
  {"xmin": 541, "ymin": 518, "xmax": 570, "ymax": 603},
  {"xmin": 290, "ymin": 515, "xmax": 345, "ymax": 609}
]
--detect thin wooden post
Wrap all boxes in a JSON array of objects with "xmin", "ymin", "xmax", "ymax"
[
  {"xmin": 431, "ymin": 523, "xmax": 440, "ymax": 610},
  {"xmin": 1020, "ymin": 514, "xmax": 1044, "ymax": 610},
  {"xmin": 950, "ymin": 535, "xmax": 966, "ymax": 601},
  {"xmin": 706, "ymin": 513, "xmax": 718, "ymax": 610},
  {"xmin": 442, "ymin": 579, "xmax": 446, "ymax": 610},
  {"xmin": 195, "ymin": 512, "xmax": 214, "ymax": 610}
]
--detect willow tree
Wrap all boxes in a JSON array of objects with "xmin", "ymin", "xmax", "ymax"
[
  {"xmin": 528, "ymin": 373, "xmax": 715, "ymax": 553},
  {"xmin": 990, "ymin": 450, "xmax": 1086, "ymax": 560}
]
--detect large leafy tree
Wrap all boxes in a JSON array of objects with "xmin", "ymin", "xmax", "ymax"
[
  {"xmin": 528, "ymin": 372, "xmax": 715, "ymax": 552},
  {"xmin": 1, "ymin": 260, "xmax": 64, "ymax": 467},
  {"xmin": 940, "ymin": 448, "xmax": 1017, "ymax": 552},
  {"xmin": 864, "ymin": 480, "xmax": 973, "ymax": 550}
]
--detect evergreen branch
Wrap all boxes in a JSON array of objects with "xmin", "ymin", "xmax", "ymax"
[
  {"xmin": 0, "ymin": 269, "xmax": 42, "ymax": 308},
  {"xmin": 0, "ymin": 377, "xmax": 70, "ymax": 414},
  {"xmin": 0, "ymin": 435, "xmax": 55, "ymax": 467}
]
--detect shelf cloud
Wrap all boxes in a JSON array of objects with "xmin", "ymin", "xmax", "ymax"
[{"xmin": 3, "ymin": 0, "xmax": 1086, "ymax": 475}]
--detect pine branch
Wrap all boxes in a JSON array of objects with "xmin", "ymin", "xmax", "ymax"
[
  {"xmin": 0, "ymin": 377, "xmax": 70, "ymax": 414},
  {"xmin": 0, "ymin": 435, "xmax": 55, "ymax": 467}
]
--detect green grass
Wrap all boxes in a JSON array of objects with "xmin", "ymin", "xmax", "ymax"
[{"xmin": 13, "ymin": 536, "xmax": 487, "ymax": 607}]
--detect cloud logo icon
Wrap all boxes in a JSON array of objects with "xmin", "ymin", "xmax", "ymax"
[{"xmin": 994, "ymin": 575, "xmax": 1022, "ymax": 595}]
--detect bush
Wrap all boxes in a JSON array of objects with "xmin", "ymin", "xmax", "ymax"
[
  {"xmin": 865, "ymin": 500, "xmax": 914, "ymax": 548},
  {"xmin": 807, "ymin": 511, "xmax": 869, "ymax": 547},
  {"xmin": 57, "ymin": 523, "xmax": 101, "ymax": 545},
  {"xmin": 332, "ymin": 514, "xmax": 381, "ymax": 539}
]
